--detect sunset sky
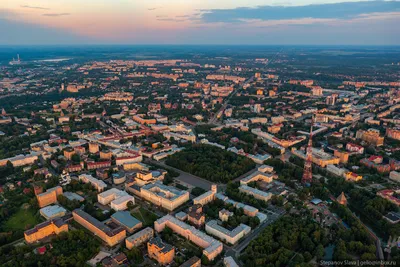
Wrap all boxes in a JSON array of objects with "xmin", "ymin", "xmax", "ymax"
[{"xmin": 1, "ymin": 0, "xmax": 400, "ymax": 45}]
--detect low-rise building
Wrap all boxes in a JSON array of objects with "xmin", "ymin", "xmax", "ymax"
[
  {"xmin": 390, "ymin": 171, "xmax": 400, "ymax": 183},
  {"xmin": 125, "ymin": 227, "xmax": 154, "ymax": 249},
  {"xmin": 40, "ymin": 205, "xmax": 67, "ymax": 220},
  {"xmin": 72, "ymin": 209, "xmax": 126, "ymax": 247},
  {"xmin": 148, "ymin": 237, "xmax": 175, "ymax": 266},
  {"xmin": 36, "ymin": 186, "xmax": 63, "ymax": 208},
  {"xmin": 205, "ymin": 220, "xmax": 251, "ymax": 245},
  {"xmin": 111, "ymin": 211, "xmax": 142, "ymax": 233},
  {"xmin": 154, "ymin": 215, "xmax": 223, "ymax": 261},
  {"xmin": 193, "ymin": 184, "xmax": 217, "ymax": 206},
  {"xmin": 344, "ymin": 172, "xmax": 363, "ymax": 182},
  {"xmin": 139, "ymin": 182, "xmax": 189, "ymax": 211},
  {"xmin": 224, "ymin": 256, "xmax": 239, "ymax": 267},
  {"xmin": 239, "ymin": 184, "xmax": 272, "ymax": 202},
  {"xmin": 79, "ymin": 174, "xmax": 107, "ymax": 192},
  {"xmin": 24, "ymin": 218, "xmax": 68, "ymax": 243},
  {"xmin": 219, "ymin": 209, "xmax": 233, "ymax": 222},
  {"xmin": 180, "ymin": 256, "xmax": 201, "ymax": 267},
  {"xmin": 98, "ymin": 188, "xmax": 135, "ymax": 211}
]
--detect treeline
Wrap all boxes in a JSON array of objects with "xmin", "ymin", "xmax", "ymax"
[
  {"xmin": 240, "ymin": 214, "xmax": 327, "ymax": 267},
  {"xmin": 326, "ymin": 176, "xmax": 400, "ymax": 238},
  {"xmin": 330, "ymin": 202, "xmax": 377, "ymax": 261},
  {"xmin": 165, "ymin": 144, "xmax": 255, "ymax": 183},
  {"xmin": 225, "ymin": 182, "xmax": 268, "ymax": 210},
  {"xmin": 0, "ymin": 229, "xmax": 100, "ymax": 266}
]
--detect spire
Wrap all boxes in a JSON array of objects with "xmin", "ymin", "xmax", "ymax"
[
  {"xmin": 302, "ymin": 115, "xmax": 314, "ymax": 184},
  {"xmin": 337, "ymin": 192, "xmax": 347, "ymax": 205}
]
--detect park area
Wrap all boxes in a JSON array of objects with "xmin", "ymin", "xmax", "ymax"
[{"xmin": 165, "ymin": 144, "xmax": 255, "ymax": 183}]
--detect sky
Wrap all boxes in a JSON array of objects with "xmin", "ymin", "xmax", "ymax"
[{"xmin": 1, "ymin": 0, "xmax": 400, "ymax": 45}]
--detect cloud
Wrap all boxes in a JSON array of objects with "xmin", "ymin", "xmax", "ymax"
[
  {"xmin": 0, "ymin": 18, "xmax": 93, "ymax": 45},
  {"xmin": 42, "ymin": 13, "xmax": 70, "ymax": 17},
  {"xmin": 21, "ymin": 5, "xmax": 50, "ymax": 10},
  {"xmin": 157, "ymin": 18, "xmax": 186, "ymax": 22},
  {"xmin": 198, "ymin": 1, "xmax": 400, "ymax": 23}
]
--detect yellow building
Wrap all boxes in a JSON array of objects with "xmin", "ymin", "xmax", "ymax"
[
  {"xmin": 89, "ymin": 142, "xmax": 100, "ymax": 154},
  {"xmin": 24, "ymin": 218, "xmax": 68, "ymax": 243},
  {"xmin": 72, "ymin": 209, "xmax": 126, "ymax": 247},
  {"xmin": 334, "ymin": 150, "xmax": 350, "ymax": 164},
  {"xmin": 36, "ymin": 186, "xmax": 63, "ymax": 208},
  {"xmin": 147, "ymin": 237, "xmax": 175, "ymax": 266},
  {"xmin": 344, "ymin": 172, "xmax": 363, "ymax": 182}
]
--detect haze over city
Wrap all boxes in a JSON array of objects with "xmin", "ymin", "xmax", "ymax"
[
  {"xmin": 1, "ymin": 1, "xmax": 400, "ymax": 267},
  {"xmin": 1, "ymin": 0, "xmax": 400, "ymax": 45}
]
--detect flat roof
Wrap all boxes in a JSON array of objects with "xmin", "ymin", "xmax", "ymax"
[{"xmin": 111, "ymin": 211, "xmax": 141, "ymax": 229}]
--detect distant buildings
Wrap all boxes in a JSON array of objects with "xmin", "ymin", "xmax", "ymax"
[
  {"xmin": 147, "ymin": 237, "xmax": 175, "ymax": 266},
  {"xmin": 346, "ymin": 143, "xmax": 364, "ymax": 154},
  {"xmin": 356, "ymin": 129, "xmax": 384, "ymax": 147},
  {"xmin": 72, "ymin": 209, "xmax": 126, "ymax": 247},
  {"xmin": 386, "ymin": 128, "xmax": 400, "ymax": 141},
  {"xmin": 389, "ymin": 171, "xmax": 400, "ymax": 183},
  {"xmin": 344, "ymin": 172, "xmax": 363, "ymax": 182},
  {"xmin": 292, "ymin": 147, "xmax": 340, "ymax": 168},
  {"xmin": 377, "ymin": 190, "xmax": 400, "ymax": 206},
  {"xmin": 24, "ymin": 218, "xmax": 68, "ymax": 243}
]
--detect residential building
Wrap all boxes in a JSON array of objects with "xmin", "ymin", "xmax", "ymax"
[
  {"xmin": 125, "ymin": 227, "xmax": 154, "ymax": 249},
  {"xmin": 36, "ymin": 186, "xmax": 63, "ymax": 208},
  {"xmin": 344, "ymin": 172, "xmax": 363, "ymax": 182},
  {"xmin": 79, "ymin": 174, "xmax": 107, "ymax": 192},
  {"xmin": 147, "ymin": 237, "xmax": 175, "ymax": 266},
  {"xmin": 205, "ymin": 220, "xmax": 251, "ymax": 245},
  {"xmin": 24, "ymin": 218, "xmax": 68, "ymax": 243},
  {"xmin": 390, "ymin": 171, "xmax": 400, "ymax": 183},
  {"xmin": 239, "ymin": 185, "xmax": 272, "ymax": 202},
  {"xmin": 180, "ymin": 256, "xmax": 201, "ymax": 267}
]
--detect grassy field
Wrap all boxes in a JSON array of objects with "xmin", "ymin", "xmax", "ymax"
[
  {"xmin": 131, "ymin": 207, "xmax": 158, "ymax": 227},
  {"xmin": 4, "ymin": 208, "xmax": 41, "ymax": 231}
]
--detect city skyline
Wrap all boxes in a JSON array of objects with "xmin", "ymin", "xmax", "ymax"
[{"xmin": 1, "ymin": 0, "xmax": 400, "ymax": 45}]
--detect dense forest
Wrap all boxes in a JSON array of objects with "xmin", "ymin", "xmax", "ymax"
[
  {"xmin": 165, "ymin": 144, "xmax": 255, "ymax": 183},
  {"xmin": 240, "ymin": 214, "xmax": 327, "ymax": 267},
  {"xmin": 0, "ymin": 229, "xmax": 100, "ymax": 266}
]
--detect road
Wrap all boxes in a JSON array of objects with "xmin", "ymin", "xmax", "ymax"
[
  {"xmin": 224, "ymin": 211, "xmax": 283, "ymax": 259},
  {"xmin": 144, "ymin": 158, "xmax": 215, "ymax": 191},
  {"xmin": 209, "ymin": 76, "xmax": 254, "ymax": 124}
]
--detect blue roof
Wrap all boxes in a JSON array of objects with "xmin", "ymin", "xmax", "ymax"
[
  {"xmin": 311, "ymin": 198, "xmax": 322, "ymax": 205},
  {"xmin": 111, "ymin": 211, "xmax": 142, "ymax": 229}
]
